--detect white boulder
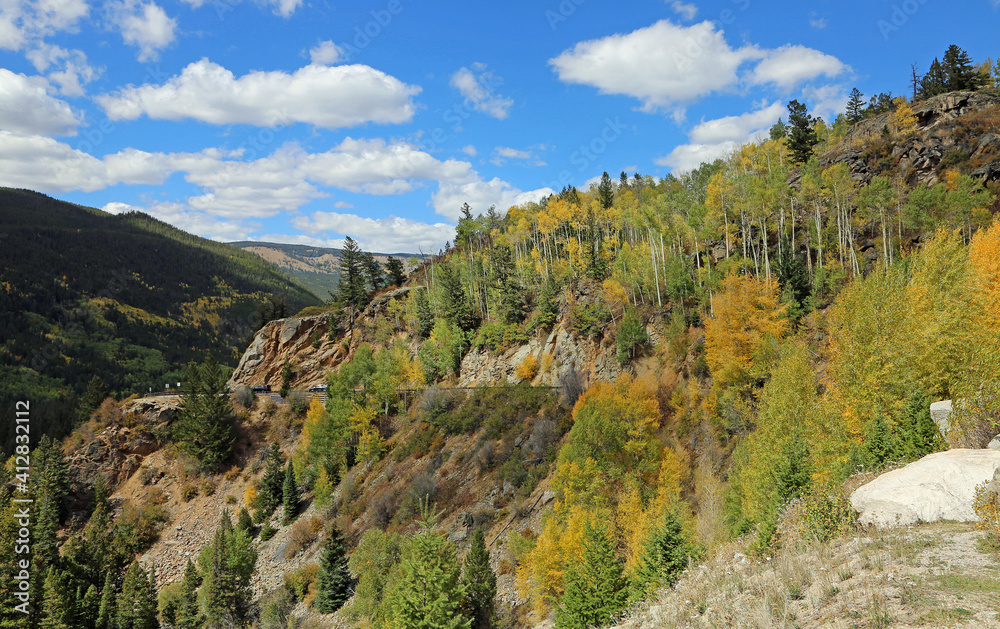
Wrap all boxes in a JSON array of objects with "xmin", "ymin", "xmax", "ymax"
[
  {"xmin": 930, "ymin": 399, "xmax": 953, "ymax": 436},
  {"xmin": 850, "ymin": 449, "xmax": 1000, "ymax": 526}
]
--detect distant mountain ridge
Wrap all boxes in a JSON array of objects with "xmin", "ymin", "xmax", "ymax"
[
  {"xmin": 228, "ymin": 240, "xmax": 425, "ymax": 300},
  {"xmin": 0, "ymin": 188, "xmax": 321, "ymax": 455}
]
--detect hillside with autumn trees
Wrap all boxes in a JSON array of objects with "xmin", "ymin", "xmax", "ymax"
[{"xmin": 6, "ymin": 44, "xmax": 1000, "ymax": 629}]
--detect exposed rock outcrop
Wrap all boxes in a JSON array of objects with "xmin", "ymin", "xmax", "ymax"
[{"xmin": 850, "ymin": 449, "xmax": 1000, "ymax": 526}]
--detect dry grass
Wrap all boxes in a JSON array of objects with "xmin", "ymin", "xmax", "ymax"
[{"xmin": 614, "ymin": 520, "xmax": 1000, "ymax": 629}]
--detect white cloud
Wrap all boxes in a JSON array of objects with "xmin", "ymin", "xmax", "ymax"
[
  {"xmin": 432, "ymin": 178, "xmax": 552, "ymax": 218},
  {"xmin": 749, "ymin": 45, "xmax": 846, "ymax": 90},
  {"xmin": 450, "ymin": 64, "xmax": 514, "ymax": 120},
  {"xmin": 0, "ymin": 69, "xmax": 80, "ymax": 135},
  {"xmin": 98, "ymin": 59, "xmax": 421, "ymax": 129},
  {"xmin": 550, "ymin": 20, "xmax": 763, "ymax": 113},
  {"xmin": 669, "ymin": 0, "xmax": 697, "ymax": 20},
  {"xmin": 292, "ymin": 211, "xmax": 456, "ymax": 253},
  {"xmin": 801, "ymin": 84, "xmax": 850, "ymax": 124},
  {"xmin": 495, "ymin": 146, "xmax": 531, "ymax": 160},
  {"xmin": 656, "ymin": 102, "xmax": 782, "ymax": 172},
  {"xmin": 809, "ymin": 14, "xmax": 827, "ymax": 29},
  {"xmin": 309, "ymin": 40, "xmax": 342, "ymax": 65},
  {"xmin": 108, "ymin": 0, "xmax": 176, "ymax": 62},
  {"xmin": 26, "ymin": 43, "xmax": 99, "ymax": 95},
  {"xmin": 333, "ymin": 200, "xmax": 353, "ymax": 209},
  {"xmin": 0, "ymin": 12, "xmax": 24, "ymax": 49},
  {"xmin": 461, "ymin": 144, "xmax": 477, "ymax": 157},
  {"xmin": 263, "ymin": 0, "xmax": 301, "ymax": 17}
]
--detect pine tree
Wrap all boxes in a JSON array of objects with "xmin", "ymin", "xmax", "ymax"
[
  {"xmin": 415, "ymin": 288, "xmax": 434, "ymax": 338},
  {"xmin": 769, "ymin": 118, "xmax": 787, "ymax": 141},
  {"xmin": 313, "ymin": 526, "xmax": 352, "ymax": 614},
  {"xmin": 279, "ymin": 359, "xmax": 294, "ymax": 398},
  {"xmin": 846, "ymin": 88, "xmax": 865, "ymax": 124},
  {"xmin": 236, "ymin": 507, "xmax": 253, "ymax": 534},
  {"xmin": 786, "ymin": 100, "xmax": 818, "ymax": 165},
  {"xmin": 460, "ymin": 528, "xmax": 497, "ymax": 629},
  {"xmin": 338, "ymin": 236, "xmax": 369, "ymax": 310},
  {"xmin": 555, "ymin": 520, "xmax": 629, "ymax": 629},
  {"xmin": 203, "ymin": 522, "xmax": 233, "ymax": 629},
  {"xmin": 385, "ymin": 257, "xmax": 407, "ymax": 287},
  {"xmin": 391, "ymin": 517, "xmax": 470, "ymax": 629},
  {"xmin": 40, "ymin": 568, "xmax": 71, "ymax": 629},
  {"xmin": 80, "ymin": 584, "xmax": 100, "ymax": 629},
  {"xmin": 942, "ymin": 44, "xmax": 981, "ymax": 91},
  {"xmin": 117, "ymin": 562, "xmax": 156, "ymax": 629},
  {"xmin": 254, "ymin": 443, "xmax": 285, "ymax": 519},
  {"xmin": 361, "ymin": 251, "xmax": 384, "ymax": 292},
  {"xmin": 774, "ymin": 432, "xmax": 812, "ymax": 504},
  {"xmin": 282, "ymin": 462, "xmax": 299, "ymax": 525},
  {"xmin": 174, "ymin": 559, "xmax": 202, "ymax": 629},
  {"xmin": 632, "ymin": 511, "xmax": 693, "ymax": 599},
  {"xmin": 78, "ymin": 376, "xmax": 108, "ymax": 423},
  {"xmin": 439, "ymin": 263, "xmax": 479, "ymax": 333},
  {"xmin": 95, "ymin": 572, "xmax": 116, "ymax": 629},
  {"xmin": 597, "ymin": 171, "xmax": 614, "ymax": 210},
  {"xmin": 174, "ymin": 357, "xmax": 235, "ymax": 470},
  {"xmin": 920, "ymin": 58, "xmax": 947, "ymax": 98}
]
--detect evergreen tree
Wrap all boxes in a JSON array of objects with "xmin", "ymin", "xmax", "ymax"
[
  {"xmin": 920, "ymin": 58, "xmax": 947, "ymax": 98},
  {"xmin": 174, "ymin": 357, "xmax": 235, "ymax": 470},
  {"xmin": 460, "ymin": 528, "xmax": 497, "ymax": 629},
  {"xmin": 846, "ymin": 88, "xmax": 865, "ymax": 124},
  {"xmin": 236, "ymin": 508, "xmax": 253, "ymax": 534},
  {"xmin": 95, "ymin": 572, "xmax": 116, "ymax": 629},
  {"xmin": 391, "ymin": 518, "xmax": 469, "ymax": 629},
  {"xmin": 361, "ymin": 251, "xmax": 384, "ymax": 292},
  {"xmin": 942, "ymin": 44, "xmax": 982, "ymax": 91},
  {"xmin": 313, "ymin": 525, "xmax": 352, "ymax": 614},
  {"xmin": 80, "ymin": 584, "xmax": 100, "ymax": 629},
  {"xmin": 40, "ymin": 568, "xmax": 71, "ymax": 629},
  {"xmin": 597, "ymin": 171, "xmax": 614, "ymax": 211},
  {"xmin": 493, "ymin": 246, "xmax": 526, "ymax": 325},
  {"xmin": 555, "ymin": 520, "xmax": 629, "ymax": 629},
  {"xmin": 203, "ymin": 521, "xmax": 233, "ymax": 629},
  {"xmin": 78, "ymin": 376, "xmax": 108, "ymax": 423},
  {"xmin": 254, "ymin": 443, "xmax": 285, "ymax": 519},
  {"xmin": 439, "ymin": 263, "xmax": 479, "ymax": 333},
  {"xmin": 116, "ymin": 562, "xmax": 156, "ymax": 629},
  {"xmin": 282, "ymin": 462, "xmax": 299, "ymax": 525},
  {"xmin": 385, "ymin": 257, "xmax": 407, "ymax": 287},
  {"xmin": 415, "ymin": 287, "xmax": 435, "ymax": 338},
  {"xmin": 786, "ymin": 100, "xmax": 818, "ymax": 165},
  {"xmin": 632, "ymin": 510, "xmax": 694, "ymax": 599},
  {"xmin": 774, "ymin": 432, "xmax": 812, "ymax": 504},
  {"xmin": 768, "ymin": 118, "xmax": 787, "ymax": 141},
  {"xmin": 279, "ymin": 359, "xmax": 294, "ymax": 398},
  {"xmin": 338, "ymin": 236, "xmax": 369, "ymax": 310},
  {"xmin": 174, "ymin": 559, "xmax": 202, "ymax": 629},
  {"xmin": 775, "ymin": 237, "xmax": 811, "ymax": 320}
]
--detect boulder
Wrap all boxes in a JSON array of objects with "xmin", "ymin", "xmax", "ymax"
[
  {"xmin": 850, "ymin": 449, "xmax": 1000, "ymax": 526},
  {"xmin": 989, "ymin": 435, "xmax": 1000, "ymax": 451},
  {"xmin": 930, "ymin": 399, "xmax": 953, "ymax": 436}
]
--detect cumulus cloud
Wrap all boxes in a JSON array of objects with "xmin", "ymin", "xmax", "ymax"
[
  {"xmin": 26, "ymin": 43, "xmax": 99, "ymax": 95},
  {"xmin": 656, "ymin": 102, "xmax": 783, "ymax": 172},
  {"xmin": 108, "ymin": 0, "xmax": 176, "ymax": 62},
  {"xmin": 104, "ymin": 200, "xmax": 262, "ymax": 241},
  {"xmin": 450, "ymin": 63, "xmax": 514, "ymax": 120},
  {"xmin": 551, "ymin": 20, "xmax": 848, "ymax": 114},
  {"xmin": 432, "ymin": 178, "xmax": 552, "ymax": 219},
  {"xmin": 749, "ymin": 45, "xmax": 847, "ymax": 90},
  {"xmin": 461, "ymin": 144, "xmax": 477, "ymax": 157},
  {"xmin": 0, "ymin": 69, "xmax": 81, "ymax": 135},
  {"xmin": 308, "ymin": 40, "xmax": 342, "ymax": 65},
  {"xmin": 550, "ymin": 20, "xmax": 763, "ymax": 113},
  {"xmin": 292, "ymin": 211, "xmax": 456, "ymax": 253},
  {"xmin": 669, "ymin": 0, "xmax": 697, "ymax": 20},
  {"xmin": 97, "ymin": 59, "xmax": 421, "ymax": 129}
]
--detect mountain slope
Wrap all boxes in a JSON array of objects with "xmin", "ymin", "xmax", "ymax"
[
  {"xmin": 229, "ymin": 241, "xmax": 424, "ymax": 300},
  {"xmin": 0, "ymin": 188, "xmax": 321, "ymax": 454}
]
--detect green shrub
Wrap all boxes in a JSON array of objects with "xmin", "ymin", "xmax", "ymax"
[
  {"xmin": 570, "ymin": 302, "xmax": 610, "ymax": 338},
  {"xmin": 429, "ymin": 382, "xmax": 568, "ymax": 438},
  {"xmin": 260, "ymin": 522, "xmax": 277, "ymax": 541},
  {"xmin": 802, "ymin": 485, "xmax": 857, "ymax": 542},
  {"xmin": 180, "ymin": 483, "xmax": 198, "ymax": 502},
  {"xmin": 615, "ymin": 308, "xmax": 648, "ymax": 363},
  {"xmin": 473, "ymin": 322, "xmax": 527, "ymax": 353},
  {"xmin": 284, "ymin": 564, "xmax": 320, "ymax": 600}
]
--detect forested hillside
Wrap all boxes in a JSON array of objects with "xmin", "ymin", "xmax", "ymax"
[{"xmin": 0, "ymin": 188, "xmax": 320, "ymax": 455}]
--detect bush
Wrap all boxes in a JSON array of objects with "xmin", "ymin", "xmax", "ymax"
[
  {"xmin": 259, "ymin": 586, "xmax": 295, "ymax": 629},
  {"xmin": 284, "ymin": 564, "xmax": 320, "ymax": 600},
  {"xmin": 570, "ymin": 302, "xmax": 610, "ymax": 338},
  {"xmin": 201, "ymin": 481, "xmax": 216, "ymax": 497},
  {"xmin": 497, "ymin": 453, "xmax": 528, "ymax": 488},
  {"xmin": 286, "ymin": 516, "xmax": 324, "ymax": 558},
  {"xmin": 263, "ymin": 398, "xmax": 277, "ymax": 417},
  {"xmin": 473, "ymin": 322, "xmax": 528, "ymax": 353},
  {"xmin": 139, "ymin": 466, "xmax": 158, "ymax": 485},
  {"xmin": 233, "ymin": 385, "xmax": 254, "ymax": 409},
  {"xmin": 515, "ymin": 354, "xmax": 539, "ymax": 382},
  {"xmin": 429, "ymin": 383, "xmax": 567, "ymax": 438},
  {"xmin": 180, "ymin": 483, "xmax": 198, "ymax": 502},
  {"xmin": 615, "ymin": 309, "xmax": 648, "ymax": 363},
  {"xmin": 288, "ymin": 391, "xmax": 309, "ymax": 416},
  {"xmin": 802, "ymin": 485, "xmax": 857, "ymax": 542}
]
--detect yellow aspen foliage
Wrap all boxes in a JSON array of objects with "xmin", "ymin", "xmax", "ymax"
[
  {"xmin": 889, "ymin": 97, "xmax": 917, "ymax": 135},
  {"xmin": 704, "ymin": 272, "xmax": 787, "ymax": 389},
  {"xmin": 730, "ymin": 341, "xmax": 822, "ymax": 525},
  {"xmin": 349, "ymin": 405, "xmax": 383, "ymax": 462},
  {"xmin": 601, "ymin": 278, "xmax": 628, "ymax": 314},
  {"xmin": 300, "ymin": 397, "xmax": 328, "ymax": 455},
  {"xmin": 243, "ymin": 484, "xmax": 258, "ymax": 508},
  {"xmin": 970, "ymin": 218, "xmax": 1000, "ymax": 332},
  {"xmin": 517, "ymin": 504, "xmax": 594, "ymax": 615},
  {"xmin": 563, "ymin": 374, "xmax": 660, "ymax": 479},
  {"xmin": 552, "ymin": 457, "xmax": 604, "ymax": 512}
]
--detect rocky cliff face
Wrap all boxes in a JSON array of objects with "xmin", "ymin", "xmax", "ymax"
[{"xmin": 824, "ymin": 91, "xmax": 1000, "ymax": 187}]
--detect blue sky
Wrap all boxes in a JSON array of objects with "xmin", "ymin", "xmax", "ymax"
[{"xmin": 1, "ymin": 0, "xmax": 997, "ymax": 252}]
